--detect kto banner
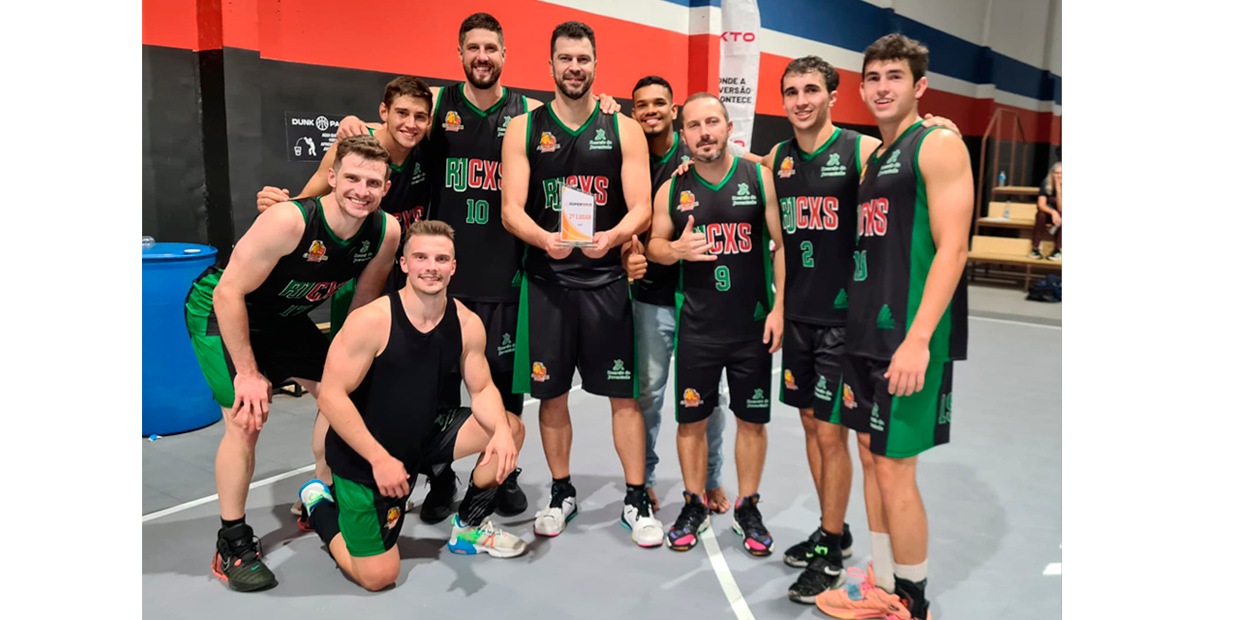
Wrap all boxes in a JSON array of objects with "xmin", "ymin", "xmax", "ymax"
[{"xmin": 719, "ymin": 0, "xmax": 761, "ymax": 152}]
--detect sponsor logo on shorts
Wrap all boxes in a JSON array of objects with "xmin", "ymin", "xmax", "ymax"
[
  {"xmin": 538, "ymin": 131, "xmax": 560, "ymax": 153},
  {"xmin": 677, "ymin": 190, "xmax": 699, "ymax": 211},
  {"xmin": 842, "ymin": 384, "xmax": 857, "ymax": 410},
  {"xmin": 443, "ymin": 111, "xmax": 464, "ymax": 132},
  {"xmin": 784, "ymin": 369, "xmax": 797, "ymax": 390},
  {"xmin": 588, "ymin": 128, "xmax": 614, "ymax": 150},
  {"xmin": 746, "ymin": 388, "xmax": 769, "ymax": 409},
  {"xmin": 814, "ymin": 376, "xmax": 833, "ymax": 402},
  {"xmin": 777, "ymin": 156, "xmax": 796, "ymax": 179},
  {"xmin": 869, "ymin": 403, "xmax": 884, "ymax": 431},
  {"xmin": 820, "ymin": 152, "xmax": 848, "ymax": 178},
  {"xmin": 498, "ymin": 333, "xmax": 515, "ymax": 357},
  {"xmin": 681, "ymin": 388, "xmax": 703, "ymax": 408},
  {"xmin": 732, "ymin": 182, "xmax": 758, "ymax": 206},
  {"xmin": 607, "ymin": 359, "xmax": 632, "ymax": 381},
  {"xmin": 531, "ymin": 362, "xmax": 549, "ymax": 382},
  {"xmin": 304, "ymin": 240, "xmax": 328, "ymax": 262},
  {"xmin": 385, "ymin": 507, "xmax": 401, "ymax": 530},
  {"xmin": 434, "ymin": 410, "xmax": 457, "ymax": 432},
  {"xmin": 939, "ymin": 393, "xmax": 952, "ymax": 424}
]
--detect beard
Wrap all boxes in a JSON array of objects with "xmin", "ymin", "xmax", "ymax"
[
  {"xmin": 693, "ymin": 140, "xmax": 725, "ymax": 164},
  {"xmin": 463, "ymin": 60, "xmax": 502, "ymax": 89},
  {"xmin": 555, "ymin": 71, "xmax": 594, "ymax": 100}
]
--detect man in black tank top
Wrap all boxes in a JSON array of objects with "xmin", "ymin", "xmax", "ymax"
[
  {"xmin": 500, "ymin": 22, "xmax": 662, "ymax": 548},
  {"xmin": 814, "ymin": 35, "xmax": 973, "ymax": 620},
  {"xmin": 629, "ymin": 75, "xmax": 732, "ymax": 515},
  {"xmin": 300, "ymin": 221, "xmax": 528, "ymax": 592},
  {"xmin": 646, "ymin": 94, "xmax": 787, "ymax": 559},
  {"xmin": 184, "ymin": 135, "xmax": 401, "ymax": 592}
]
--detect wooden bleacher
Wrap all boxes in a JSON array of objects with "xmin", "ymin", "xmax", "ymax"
[
  {"xmin": 967, "ymin": 235, "xmax": 1060, "ymax": 291},
  {"xmin": 977, "ymin": 201, "xmax": 1037, "ymax": 232}
]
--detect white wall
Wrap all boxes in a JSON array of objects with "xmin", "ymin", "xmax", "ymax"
[
  {"xmin": 893, "ymin": 0, "xmax": 990, "ymax": 45},
  {"xmin": 986, "ymin": 0, "xmax": 1053, "ymax": 67},
  {"xmin": 1046, "ymin": 0, "xmax": 1061, "ymax": 75}
]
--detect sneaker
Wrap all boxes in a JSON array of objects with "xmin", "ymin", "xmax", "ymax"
[
  {"xmin": 815, "ymin": 563, "xmax": 913, "ymax": 619},
  {"xmin": 785, "ymin": 523, "xmax": 854, "ymax": 568},
  {"xmin": 448, "ymin": 515, "xmax": 528, "ymax": 558},
  {"xmin": 495, "ymin": 468, "xmax": 528, "ymax": 517},
  {"xmin": 731, "ymin": 494, "xmax": 774, "ymax": 557},
  {"xmin": 620, "ymin": 495, "xmax": 664, "ymax": 547},
  {"xmin": 210, "ymin": 523, "xmax": 278, "ymax": 592},
  {"xmin": 534, "ymin": 485, "xmax": 578, "ymax": 537},
  {"xmin": 298, "ymin": 479, "xmax": 333, "ymax": 522},
  {"xmin": 420, "ymin": 467, "xmax": 458, "ymax": 524},
  {"xmin": 1028, "ymin": 248, "xmax": 1043, "ymax": 260},
  {"xmin": 894, "ymin": 578, "xmax": 932, "ymax": 620},
  {"xmin": 665, "ymin": 491, "xmax": 710, "ymax": 552},
  {"xmin": 788, "ymin": 553, "xmax": 848, "ymax": 604},
  {"xmin": 1047, "ymin": 251, "xmax": 1061, "ymax": 261}
]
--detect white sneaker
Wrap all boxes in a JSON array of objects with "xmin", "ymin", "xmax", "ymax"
[
  {"xmin": 534, "ymin": 494, "xmax": 578, "ymax": 537},
  {"xmin": 448, "ymin": 515, "xmax": 528, "ymax": 558},
  {"xmin": 621, "ymin": 502, "xmax": 664, "ymax": 547}
]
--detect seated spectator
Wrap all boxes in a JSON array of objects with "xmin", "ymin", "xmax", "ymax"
[{"xmin": 1030, "ymin": 162, "xmax": 1062, "ymax": 261}]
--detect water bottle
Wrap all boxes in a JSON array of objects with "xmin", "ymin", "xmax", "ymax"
[
  {"xmin": 997, "ymin": 171, "xmax": 1006, "ymax": 187},
  {"xmin": 142, "ymin": 235, "xmax": 156, "ymax": 249},
  {"xmin": 1003, "ymin": 203, "xmax": 1011, "ymax": 219}
]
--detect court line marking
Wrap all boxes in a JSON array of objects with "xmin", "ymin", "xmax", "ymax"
[
  {"xmin": 701, "ymin": 527, "xmax": 757, "ymax": 620},
  {"xmin": 968, "ymin": 315, "xmax": 1061, "ymax": 330},
  {"xmin": 1043, "ymin": 562, "xmax": 1061, "ymax": 576}
]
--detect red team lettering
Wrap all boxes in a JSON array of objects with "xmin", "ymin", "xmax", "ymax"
[
  {"xmin": 703, "ymin": 222, "xmax": 754, "ymax": 255},
  {"xmin": 858, "ymin": 198, "xmax": 889, "ymax": 237},
  {"xmin": 564, "ymin": 175, "xmax": 610, "ymax": 205},
  {"xmin": 467, "ymin": 159, "xmax": 501, "ymax": 191},
  {"xmin": 795, "ymin": 196, "xmax": 839, "ymax": 231}
]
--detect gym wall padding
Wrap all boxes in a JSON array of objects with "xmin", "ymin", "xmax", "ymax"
[{"xmin": 141, "ymin": 0, "xmax": 1061, "ymax": 250}]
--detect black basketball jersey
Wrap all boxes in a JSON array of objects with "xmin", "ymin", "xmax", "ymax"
[
  {"xmin": 325, "ymin": 292, "xmax": 463, "ymax": 486},
  {"xmin": 430, "ymin": 84, "xmax": 530, "ymax": 301},
  {"xmin": 187, "ymin": 196, "xmax": 387, "ymax": 321},
  {"xmin": 848, "ymin": 121, "xmax": 967, "ymax": 362},
  {"xmin": 773, "ymin": 127, "xmax": 861, "ymax": 326},
  {"xmin": 634, "ymin": 136, "xmax": 693, "ymax": 307},
  {"xmin": 368, "ymin": 126, "xmax": 430, "ymax": 231},
  {"xmin": 672, "ymin": 158, "xmax": 772, "ymax": 343},
  {"xmin": 523, "ymin": 106, "xmax": 628, "ymax": 289}
]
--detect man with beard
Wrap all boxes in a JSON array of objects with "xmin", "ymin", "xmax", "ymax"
[
  {"xmin": 500, "ymin": 21, "xmax": 662, "ymax": 548},
  {"xmin": 186, "ymin": 135, "xmax": 401, "ymax": 591},
  {"xmin": 646, "ymin": 93, "xmax": 785, "ymax": 556},
  {"xmin": 333, "ymin": 14, "xmax": 621, "ymax": 524}
]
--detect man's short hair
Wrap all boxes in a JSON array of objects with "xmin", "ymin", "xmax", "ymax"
[
  {"xmin": 382, "ymin": 75, "xmax": 434, "ymax": 111},
  {"xmin": 782, "ymin": 56, "xmax": 840, "ymax": 94},
  {"xmin": 862, "ymin": 34, "xmax": 929, "ymax": 83},
  {"xmin": 684, "ymin": 92, "xmax": 729, "ymax": 121},
  {"xmin": 402, "ymin": 220, "xmax": 457, "ymax": 254},
  {"xmin": 459, "ymin": 12, "xmax": 504, "ymax": 46},
  {"xmin": 333, "ymin": 135, "xmax": 392, "ymax": 180},
  {"xmin": 550, "ymin": 21, "xmax": 596, "ymax": 57},
  {"xmin": 633, "ymin": 76, "xmax": 674, "ymax": 100}
]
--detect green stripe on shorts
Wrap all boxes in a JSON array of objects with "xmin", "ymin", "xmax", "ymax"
[
  {"xmin": 333, "ymin": 474, "xmax": 388, "ymax": 558},
  {"xmin": 512, "ymin": 273, "xmax": 532, "ymax": 395},
  {"xmin": 187, "ymin": 326, "xmax": 234, "ymax": 408},
  {"xmin": 885, "ymin": 361, "xmax": 949, "ymax": 458}
]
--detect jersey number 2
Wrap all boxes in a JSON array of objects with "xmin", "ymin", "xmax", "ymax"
[{"xmin": 801, "ymin": 240, "xmax": 814, "ymax": 268}]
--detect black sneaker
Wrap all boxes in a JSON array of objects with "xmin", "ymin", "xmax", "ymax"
[
  {"xmin": 787, "ymin": 553, "xmax": 847, "ymax": 604},
  {"xmin": 784, "ymin": 523, "xmax": 854, "ymax": 567},
  {"xmin": 895, "ymin": 577, "xmax": 931, "ymax": 619},
  {"xmin": 731, "ymin": 494, "xmax": 774, "ymax": 557},
  {"xmin": 495, "ymin": 468, "xmax": 528, "ymax": 517},
  {"xmin": 1029, "ymin": 248, "xmax": 1043, "ymax": 260},
  {"xmin": 420, "ymin": 467, "xmax": 458, "ymax": 524},
  {"xmin": 211, "ymin": 524, "xmax": 277, "ymax": 592},
  {"xmin": 665, "ymin": 491, "xmax": 710, "ymax": 552}
]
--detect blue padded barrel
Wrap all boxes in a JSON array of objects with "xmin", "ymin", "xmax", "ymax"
[{"xmin": 143, "ymin": 243, "xmax": 220, "ymax": 436}]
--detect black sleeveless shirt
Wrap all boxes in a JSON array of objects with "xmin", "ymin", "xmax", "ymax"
[
  {"xmin": 368, "ymin": 126, "xmax": 430, "ymax": 232},
  {"xmin": 634, "ymin": 136, "xmax": 693, "ymax": 307}
]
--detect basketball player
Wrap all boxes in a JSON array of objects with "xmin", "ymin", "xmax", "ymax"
[
  {"xmin": 299, "ymin": 220, "xmax": 527, "ymax": 592},
  {"xmin": 815, "ymin": 34, "xmax": 972, "ymax": 620},
  {"xmin": 499, "ymin": 21, "xmax": 662, "ymax": 547},
  {"xmin": 646, "ymin": 93, "xmax": 785, "ymax": 556},
  {"xmin": 185, "ymin": 135, "xmax": 401, "ymax": 591}
]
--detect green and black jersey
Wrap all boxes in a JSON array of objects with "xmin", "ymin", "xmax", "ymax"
[
  {"xmin": 773, "ymin": 127, "xmax": 861, "ymax": 326},
  {"xmin": 429, "ymin": 84, "xmax": 530, "ymax": 302},
  {"xmin": 634, "ymin": 137, "xmax": 693, "ymax": 307},
  {"xmin": 848, "ymin": 121, "xmax": 967, "ymax": 362},
  {"xmin": 185, "ymin": 196, "xmax": 387, "ymax": 325},
  {"xmin": 671, "ymin": 157, "xmax": 772, "ymax": 343},
  {"xmin": 368, "ymin": 126, "xmax": 430, "ymax": 232},
  {"xmin": 523, "ymin": 106, "xmax": 628, "ymax": 289}
]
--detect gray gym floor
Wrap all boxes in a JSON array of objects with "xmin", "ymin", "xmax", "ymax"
[{"xmin": 142, "ymin": 284, "xmax": 1061, "ymax": 619}]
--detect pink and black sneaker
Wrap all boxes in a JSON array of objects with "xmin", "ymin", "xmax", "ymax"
[{"xmin": 665, "ymin": 491, "xmax": 710, "ymax": 552}]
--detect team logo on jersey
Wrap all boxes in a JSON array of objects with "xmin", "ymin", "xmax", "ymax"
[
  {"xmin": 842, "ymin": 384, "xmax": 857, "ymax": 410},
  {"xmin": 385, "ymin": 507, "xmax": 401, "ymax": 530},
  {"xmin": 777, "ymin": 156, "xmax": 796, "ymax": 178},
  {"xmin": 732, "ymin": 182, "xmax": 758, "ymax": 206},
  {"xmin": 538, "ymin": 132, "xmax": 560, "ymax": 153},
  {"xmin": 497, "ymin": 115, "xmax": 513, "ymax": 137},
  {"xmin": 681, "ymin": 388, "xmax": 703, "ymax": 408},
  {"xmin": 746, "ymin": 388, "xmax": 770, "ymax": 409},
  {"xmin": 532, "ymin": 362, "xmax": 549, "ymax": 382},
  {"xmin": 879, "ymin": 149, "xmax": 903, "ymax": 175},
  {"xmin": 589, "ymin": 128, "xmax": 614, "ymax": 150},
  {"xmin": 784, "ymin": 369, "xmax": 797, "ymax": 390},
  {"xmin": 411, "ymin": 161, "xmax": 426, "ymax": 185},
  {"xmin": 498, "ymin": 333, "xmax": 515, "ymax": 357},
  {"xmin": 607, "ymin": 359, "xmax": 631, "ymax": 381},
  {"xmin": 304, "ymin": 240, "xmax": 328, "ymax": 262},
  {"xmin": 834, "ymin": 289, "xmax": 849, "ymax": 310},
  {"xmin": 680, "ymin": 154, "xmax": 691, "ymax": 164},
  {"xmin": 443, "ymin": 111, "xmax": 464, "ymax": 132},
  {"xmin": 351, "ymin": 240, "xmax": 374, "ymax": 264},
  {"xmin": 877, "ymin": 305, "xmax": 895, "ymax": 330},
  {"xmin": 677, "ymin": 190, "xmax": 699, "ymax": 211},
  {"xmin": 820, "ymin": 152, "xmax": 848, "ymax": 178},
  {"xmin": 814, "ymin": 376, "xmax": 834, "ymax": 401}
]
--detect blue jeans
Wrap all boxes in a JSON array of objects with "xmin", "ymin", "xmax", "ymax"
[{"xmin": 634, "ymin": 300, "xmax": 727, "ymax": 491}]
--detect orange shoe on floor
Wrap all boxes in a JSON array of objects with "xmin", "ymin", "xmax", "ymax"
[{"xmin": 814, "ymin": 563, "xmax": 913, "ymax": 619}]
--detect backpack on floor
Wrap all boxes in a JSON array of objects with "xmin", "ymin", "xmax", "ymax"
[{"xmin": 1026, "ymin": 274, "xmax": 1062, "ymax": 303}]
